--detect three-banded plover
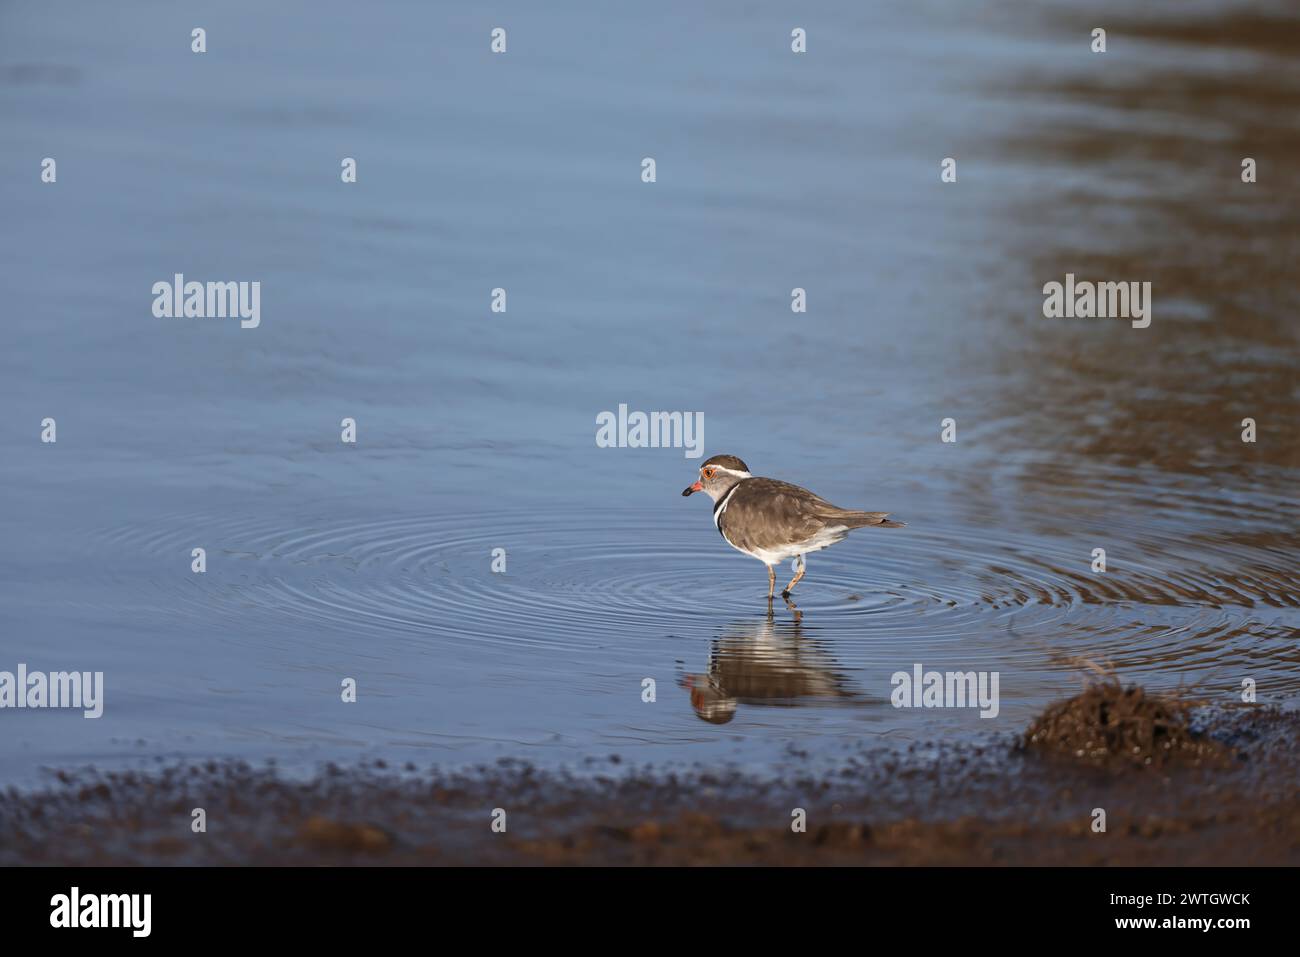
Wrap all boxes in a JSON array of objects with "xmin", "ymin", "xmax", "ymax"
[{"xmin": 682, "ymin": 454, "xmax": 904, "ymax": 599}]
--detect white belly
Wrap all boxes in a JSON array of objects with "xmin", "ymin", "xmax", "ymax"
[{"xmin": 726, "ymin": 525, "xmax": 849, "ymax": 566}]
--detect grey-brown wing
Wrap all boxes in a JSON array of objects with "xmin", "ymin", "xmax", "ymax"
[{"xmin": 718, "ymin": 478, "xmax": 837, "ymax": 553}]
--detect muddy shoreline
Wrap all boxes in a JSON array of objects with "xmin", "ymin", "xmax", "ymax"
[{"xmin": 4, "ymin": 700, "xmax": 1296, "ymax": 866}]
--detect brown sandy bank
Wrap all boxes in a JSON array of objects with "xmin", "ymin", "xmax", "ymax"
[{"xmin": 2, "ymin": 691, "xmax": 1296, "ymax": 866}]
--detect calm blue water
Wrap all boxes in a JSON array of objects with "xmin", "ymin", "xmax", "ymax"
[{"xmin": 2, "ymin": 0, "xmax": 1296, "ymax": 786}]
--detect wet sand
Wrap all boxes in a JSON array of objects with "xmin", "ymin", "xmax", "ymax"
[{"xmin": 4, "ymin": 698, "xmax": 1296, "ymax": 866}]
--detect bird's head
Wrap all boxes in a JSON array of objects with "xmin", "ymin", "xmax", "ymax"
[{"xmin": 681, "ymin": 454, "xmax": 751, "ymax": 503}]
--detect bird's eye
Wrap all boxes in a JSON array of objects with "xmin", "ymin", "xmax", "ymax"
[{"xmin": 704, "ymin": 468, "xmax": 716, "ymax": 479}]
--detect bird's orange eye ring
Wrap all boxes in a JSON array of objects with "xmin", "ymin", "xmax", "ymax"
[{"xmin": 703, "ymin": 468, "xmax": 716, "ymax": 479}]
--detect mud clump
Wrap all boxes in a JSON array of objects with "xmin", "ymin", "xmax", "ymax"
[{"xmin": 1022, "ymin": 681, "xmax": 1231, "ymax": 769}]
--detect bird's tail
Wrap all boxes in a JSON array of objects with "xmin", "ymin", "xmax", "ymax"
[{"xmin": 836, "ymin": 510, "xmax": 905, "ymax": 529}]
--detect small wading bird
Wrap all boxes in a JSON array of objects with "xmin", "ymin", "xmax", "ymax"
[{"xmin": 682, "ymin": 454, "xmax": 904, "ymax": 600}]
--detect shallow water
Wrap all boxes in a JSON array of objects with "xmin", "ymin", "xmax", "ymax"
[{"xmin": 1, "ymin": 0, "xmax": 1296, "ymax": 786}]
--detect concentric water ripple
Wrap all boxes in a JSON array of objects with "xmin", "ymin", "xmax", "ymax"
[{"xmin": 87, "ymin": 502, "xmax": 1300, "ymax": 701}]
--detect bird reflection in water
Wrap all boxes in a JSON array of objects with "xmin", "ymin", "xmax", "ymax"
[{"xmin": 680, "ymin": 604, "xmax": 862, "ymax": 724}]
